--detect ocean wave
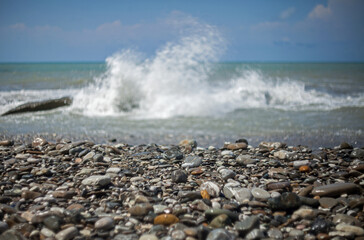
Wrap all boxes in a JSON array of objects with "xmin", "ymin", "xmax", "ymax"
[
  {"xmin": 69, "ymin": 21, "xmax": 364, "ymax": 118},
  {"xmin": 2, "ymin": 20, "xmax": 364, "ymax": 118}
]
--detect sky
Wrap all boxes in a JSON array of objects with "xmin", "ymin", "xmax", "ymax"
[{"xmin": 0, "ymin": 0, "xmax": 363, "ymax": 62}]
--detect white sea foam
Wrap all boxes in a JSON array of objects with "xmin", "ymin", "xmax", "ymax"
[
  {"xmin": 1, "ymin": 20, "xmax": 363, "ymax": 118},
  {"xmin": 69, "ymin": 20, "xmax": 364, "ymax": 118}
]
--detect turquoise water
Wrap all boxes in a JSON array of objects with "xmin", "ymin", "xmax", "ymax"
[{"xmin": 0, "ymin": 61, "xmax": 363, "ymax": 148}]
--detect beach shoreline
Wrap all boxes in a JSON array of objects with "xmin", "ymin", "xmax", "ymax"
[
  {"xmin": 1, "ymin": 131, "xmax": 363, "ymax": 150},
  {"xmin": 0, "ymin": 135, "xmax": 363, "ymax": 239}
]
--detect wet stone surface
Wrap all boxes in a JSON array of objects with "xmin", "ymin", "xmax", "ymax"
[{"xmin": 0, "ymin": 138, "xmax": 363, "ymax": 239}]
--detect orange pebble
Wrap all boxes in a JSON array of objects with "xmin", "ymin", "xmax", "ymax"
[
  {"xmin": 201, "ymin": 190, "xmax": 210, "ymax": 200},
  {"xmin": 191, "ymin": 168, "xmax": 203, "ymax": 175},
  {"xmin": 299, "ymin": 165, "xmax": 310, "ymax": 172},
  {"xmin": 154, "ymin": 214, "xmax": 179, "ymax": 226},
  {"xmin": 74, "ymin": 158, "xmax": 82, "ymax": 164}
]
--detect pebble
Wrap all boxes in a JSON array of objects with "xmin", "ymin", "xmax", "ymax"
[
  {"xmin": 182, "ymin": 156, "xmax": 202, "ymax": 168},
  {"xmin": 81, "ymin": 175, "xmax": 111, "ymax": 187},
  {"xmin": 171, "ymin": 229, "xmax": 186, "ymax": 240},
  {"xmin": 274, "ymin": 150, "xmax": 290, "ymax": 160},
  {"xmin": 319, "ymin": 197, "xmax": 338, "ymax": 208},
  {"xmin": 221, "ymin": 150, "xmax": 234, "ymax": 157},
  {"xmin": 106, "ymin": 167, "xmax": 121, "ymax": 174},
  {"xmin": 225, "ymin": 142, "xmax": 247, "ymax": 150},
  {"xmin": 219, "ymin": 169, "xmax": 236, "ymax": 180},
  {"xmin": 299, "ymin": 165, "xmax": 310, "ymax": 172},
  {"xmin": 268, "ymin": 192, "xmax": 301, "ymax": 210},
  {"xmin": 267, "ymin": 181, "xmax": 290, "ymax": 190},
  {"xmin": 336, "ymin": 223, "xmax": 364, "ymax": 236},
  {"xmin": 200, "ymin": 181, "xmax": 221, "ymax": 197},
  {"xmin": 43, "ymin": 215, "xmax": 61, "ymax": 231},
  {"xmin": 206, "ymin": 228, "xmax": 235, "ymax": 240},
  {"xmin": 0, "ymin": 137, "xmax": 363, "ymax": 239},
  {"xmin": 210, "ymin": 214, "xmax": 230, "ymax": 228},
  {"xmin": 154, "ymin": 214, "xmax": 179, "ymax": 226},
  {"xmin": 139, "ymin": 234, "xmax": 159, "ymax": 240},
  {"xmin": 235, "ymin": 216, "xmax": 259, "ymax": 235},
  {"xmin": 351, "ymin": 148, "xmax": 364, "ymax": 159},
  {"xmin": 292, "ymin": 208, "xmax": 316, "ymax": 220},
  {"xmin": 289, "ymin": 229, "xmax": 304, "ymax": 240},
  {"xmin": 311, "ymin": 218, "xmax": 331, "ymax": 234},
  {"xmin": 21, "ymin": 190, "xmax": 42, "ymax": 200},
  {"xmin": 0, "ymin": 222, "xmax": 9, "ymax": 234},
  {"xmin": 236, "ymin": 155, "xmax": 257, "ymax": 165},
  {"xmin": 251, "ymin": 188, "xmax": 270, "ymax": 201},
  {"xmin": 129, "ymin": 204, "xmax": 152, "ymax": 216},
  {"xmin": 205, "ymin": 209, "xmax": 239, "ymax": 221},
  {"xmin": 201, "ymin": 190, "xmax": 210, "ymax": 200},
  {"xmin": 40, "ymin": 227, "xmax": 55, "ymax": 238},
  {"xmin": 245, "ymin": 229, "xmax": 265, "ymax": 240},
  {"xmin": 171, "ymin": 170, "xmax": 188, "ymax": 183},
  {"xmin": 234, "ymin": 188, "xmax": 252, "ymax": 203},
  {"xmin": 95, "ymin": 217, "xmax": 114, "ymax": 231},
  {"xmin": 267, "ymin": 228, "xmax": 283, "ymax": 239},
  {"xmin": 293, "ymin": 160, "xmax": 310, "ymax": 168},
  {"xmin": 311, "ymin": 183, "xmax": 361, "ymax": 197},
  {"xmin": 332, "ymin": 214, "xmax": 358, "ymax": 225},
  {"xmin": 316, "ymin": 233, "xmax": 330, "ymax": 240},
  {"xmin": 55, "ymin": 226, "xmax": 78, "ymax": 240},
  {"xmin": 0, "ymin": 229, "xmax": 27, "ymax": 240}
]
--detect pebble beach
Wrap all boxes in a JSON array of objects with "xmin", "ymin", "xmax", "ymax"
[{"xmin": 0, "ymin": 137, "xmax": 363, "ymax": 240}]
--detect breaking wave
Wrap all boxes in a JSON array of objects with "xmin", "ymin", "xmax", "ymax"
[
  {"xmin": 2, "ymin": 19, "xmax": 363, "ymax": 118},
  {"xmin": 70, "ymin": 19, "xmax": 364, "ymax": 118}
]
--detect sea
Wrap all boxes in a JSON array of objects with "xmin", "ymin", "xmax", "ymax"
[{"xmin": 0, "ymin": 28, "xmax": 363, "ymax": 148}]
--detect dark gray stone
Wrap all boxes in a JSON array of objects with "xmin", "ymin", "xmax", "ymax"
[
  {"xmin": 2, "ymin": 97, "xmax": 72, "ymax": 116},
  {"xmin": 268, "ymin": 192, "xmax": 301, "ymax": 210},
  {"xmin": 235, "ymin": 216, "xmax": 260, "ymax": 236},
  {"xmin": 171, "ymin": 170, "xmax": 188, "ymax": 183}
]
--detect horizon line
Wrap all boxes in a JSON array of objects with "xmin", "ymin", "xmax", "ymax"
[{"xmin": 1, "ymin": 60, "xmax": 364, "ymax": 64}]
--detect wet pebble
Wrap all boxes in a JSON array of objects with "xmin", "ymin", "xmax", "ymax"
[{"xmin": 206, "ymin": 228, "xmax": 235, "ymax": 240}]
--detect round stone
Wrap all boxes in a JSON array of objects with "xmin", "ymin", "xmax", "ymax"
[
  {"xmin": 235, "ymin": 216, "xmax": 260, "ymax": 235},
  {"xmin": 206, "ymin": 228, "xmax": 235, "ymax": 240},
  {"xmin": 95, "ymin": 217, "xmax": 114, "ymax": 231},
  {"xmin": 182, "ymin": 156, "xmax": 202, "ymax": 168},
  {"xmin": 200, "ymin": 181, "xmax": 221, "ymax": 197},
  {"xmin": 171, "ymin": 170, "xmax": 188, "ymax": 183},
  {"xmin": 234, "ymin": 188, "xmax": 252, "ymax": 203},
  {"xmin": 139, "ymin": 234, "xmax": 159, "ymax": 240},
  {"xmin": 55, "ymin": 226, "xmax": 78, "ymax": 240},
  {"xmin": 251, "ymin": 188, "xmax": 270, "ymax": 201},
  {"xmin": 81, "ymin": 175, "xmax": 111, "ymax": 187},
  {"xmin": 43, "ymin": 215, "xmax": 61, "ymax": 231},
  {"xmin": 219, "ymin": 169, "xmax": 236, "ymax": 180},
  {"xmin": 336, "ymin": 223, "xmax": 364, "ymax": 236},
  {"xmin": 154, "ymin": 214, "xmax": 179, "ymax": 226},
  {"xmin": 209, "ymin": 214, "xmax": 230, "ymax": 228},
  {"xmin": 319, "ymin": 197, "xmax": 338, "ymax": 209}
]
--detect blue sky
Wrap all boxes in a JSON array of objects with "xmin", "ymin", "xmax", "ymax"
[{"xmin": 0, "ymin": 0, "xmax": 363, "ymax": 62}]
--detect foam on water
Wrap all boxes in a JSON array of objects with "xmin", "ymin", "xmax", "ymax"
[
  {"xmin": 1, "ymin": 20, "xmax": 363, "ymax": 118},
  {"xmin": 69, "ymin": 20, "xmax": 364, "ymax": 118}
]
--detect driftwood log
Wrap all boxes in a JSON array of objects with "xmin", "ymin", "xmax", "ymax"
[{"xmin": 2, "ymin": 97, "xmax": 72, "ymax": 116}]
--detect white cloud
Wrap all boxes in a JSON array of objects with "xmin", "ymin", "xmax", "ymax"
[
  {"xmin": 280, "ymin": 7, "xmax": 296, "ymax": 20},
  {"xmin": 9, "ymin": 23, "xmax": 26, "ymax": 30},
  {"xmin": 308, "ymin": 4, "xmax": 332, "ymax": 20},
  {"xmin": 96, "ymin": 20, "xmax": 122, "ymax": 32}
]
